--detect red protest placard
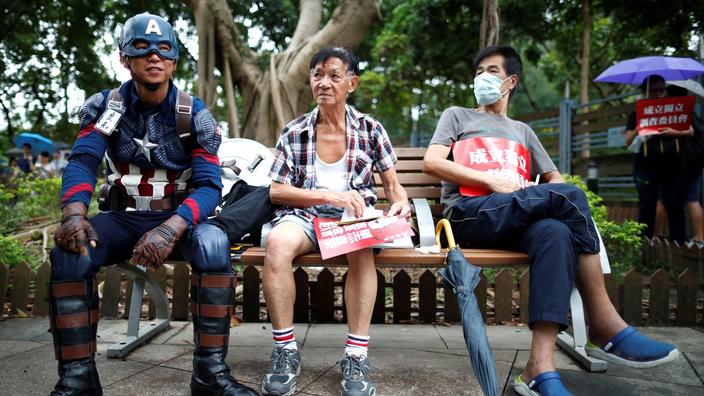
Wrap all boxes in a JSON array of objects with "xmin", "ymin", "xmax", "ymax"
[
  {"xmin": 636, "ymin": 95, "xmax": 694, "ymax": 135},
  {"xmin": 313, "ymin": 216, "xmax": 415, "ymax": 260},
  {"xmin": 452, "ymin": 137, "xmax": 531, "ymax": 197}
]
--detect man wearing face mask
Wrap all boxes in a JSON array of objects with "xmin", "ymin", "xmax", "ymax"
[
  {"xmin": 423, "ymin": 46, "xmax": 678, "ymax": 396},
  {"xmin": 48, "ymin": 12, "xmax": 257, "ymax": 396}
]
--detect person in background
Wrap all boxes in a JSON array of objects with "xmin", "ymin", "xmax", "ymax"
[
  {"xmin": 52, "ymin": 149, "xmax": 68, "ymax": 177},
  {"xmin": 652, "ymin": 84, "xmax": 704, "ymax": 245},
  {"xmin": 16, "ymin": 143, "xmax": 35, "ymax": 174},
  {"xmin": 7, "ymin": 157, "xmax": 22, "ymax": 177},
  {"xmin": 35, "ymin": 150, "xmax": 57, "ymax": 178},
  {"xmin": 624, "ymin": 75, "xmax": 692, "ymax": 243}
]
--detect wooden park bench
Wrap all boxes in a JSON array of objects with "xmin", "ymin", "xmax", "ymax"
[{"xmin": 117, "ymin": 147, "xmax": 609, "ymax": 371}]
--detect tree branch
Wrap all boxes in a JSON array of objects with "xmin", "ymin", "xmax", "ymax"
[
  {"xmin": 288, "ymin": 0, "xmax": 323, "ymax": 50},
  {"xmin": 185, "ymin": 0, "xmax": 261, "ymax": 87},
  {"xmin": 280, "ymin": 0, "xmax": 381, "ymax": 83}
]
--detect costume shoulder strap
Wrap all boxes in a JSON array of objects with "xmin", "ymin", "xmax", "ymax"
[
  {"xmin": 107, "ymin": 88, "xmax": 124, "ymax": 111},
  {"xmin": 175, "ymin": 89, "xmax": 193, "ymax": 139}
]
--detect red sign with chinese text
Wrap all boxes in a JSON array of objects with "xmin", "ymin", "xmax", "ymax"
[
  {"xmin": 636, "ymin": 96, "xmax": 694, "ymax": 135},
  {"xmin": 452, "ymin": 137, "xmax": 531, "ymax": 197},
  {"xmin": 313, "ymin": 216, "xmax": 415, "ymax": 260}
]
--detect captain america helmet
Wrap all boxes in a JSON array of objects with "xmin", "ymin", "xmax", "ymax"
[{"xmin": 119, "ymin": 12, "xmax": 179, "ymax": 61}]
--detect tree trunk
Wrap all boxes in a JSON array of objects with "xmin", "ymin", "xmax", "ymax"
[
  {"xmin": 580, "ymin": 0, "xmax": 591, "ymax": 105},
  {"xmin": 0, "ymin": 97, "xmax": 14, "ymax": 142},
  {"xmin": 579, "ymin": 0, "xmax": 592, "ymax": 159},
  {"xmin": 187, "ymin": 0, "xmax": 381, "ymax": 146},
  {"xmin": 479, "ymin": 0, "xmax": 500, "ymax": 50}
]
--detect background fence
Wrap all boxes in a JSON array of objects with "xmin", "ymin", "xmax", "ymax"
[{"xmin": 1, "ymin": 262, "xmax": 701, "ymax": 327}]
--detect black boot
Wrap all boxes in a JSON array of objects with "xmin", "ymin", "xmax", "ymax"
[
  {"xmin": 190, "ymin": 273, "xmax": 259, "ymax": 396},
  {"xmin": 48, "ymin": 279, "xmax": 102, "ymax": 396}
]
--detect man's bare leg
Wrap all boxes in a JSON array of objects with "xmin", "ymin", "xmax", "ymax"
[
  {"xmin": 262, "ymin": 222, "xmax": 314, "ymax": 330},
  {"xmin": 521, "ymin": 322, "xmax": 559, "ymax": 381},
  {"xmin": 344, "ymin": 248, "xmax": 377, "ymax": 336},
  {"xmin": 575, "ymin": 253, "xmax": 627, "ymax": 345},
  {"xmin": 686, "ymin": 201, "xmax": 704, "ymax": 241}
]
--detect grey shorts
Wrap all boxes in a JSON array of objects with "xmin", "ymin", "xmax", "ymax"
[
  {"xmin": 276, "ymin": 214, "xmax": 320, "ymax": 252},
  {"xmin": 273, "ymin": 206, "xmax": 343, "ymax": 252}
]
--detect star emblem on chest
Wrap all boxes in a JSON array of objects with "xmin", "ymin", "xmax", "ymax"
[{"xmin": 133, "ymin": 132, "xmax": 158, "ymax": 162}]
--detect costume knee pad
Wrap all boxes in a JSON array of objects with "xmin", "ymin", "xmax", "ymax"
[
  {"xmin": 187, "ymin": 223, "xmax": 232, "ymax": 273},
  {"xmin": 50, "ymin": 247, "xmax": 97, "ymax": 281}
]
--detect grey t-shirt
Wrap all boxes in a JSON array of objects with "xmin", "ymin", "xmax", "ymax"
[{"xmin": 429, "ymin": 106, "xmax": 557, "ymax": 216}]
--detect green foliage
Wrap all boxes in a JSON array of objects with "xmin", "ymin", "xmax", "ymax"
[
  {"xmin": 3, "ymin": 0, "xmax": 703, "ymax": 148},
  {"xmin": 564, "ymin": 175, "xmax": 645, "ymax": 280},
  {"xmin": 0, "ymin": 175, "xmax": 63, "ymax": 235},
  {"xmin": 0, "ymin": 236, "xmax": 40, "ymax": 269},
  {"xmin": 505, "ymin": 0, "xmax": 704, "ymax": 102}
]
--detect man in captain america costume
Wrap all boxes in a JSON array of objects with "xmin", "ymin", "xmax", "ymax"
[{"xmin": 48, "ymin": 12, "xmax": 258, "ymax": 396}]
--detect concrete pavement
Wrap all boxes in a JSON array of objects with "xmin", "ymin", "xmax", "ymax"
[{"xmin": 0, "ymin": 318, "xmax": 702, "ymax": 395}]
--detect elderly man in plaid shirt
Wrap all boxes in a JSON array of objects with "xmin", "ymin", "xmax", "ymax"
[{"xmin": 260, "ymin": 47, "xmax": 412, "ymax": 396}]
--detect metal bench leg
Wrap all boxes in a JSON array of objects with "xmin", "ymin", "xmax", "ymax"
[
  {"xmin": 556, "ymin": 286, "xmax": 607, "ymax": 372},
  {"xmin": 106, "ymin": 262, "xmax": 171, "ymax": 358}
]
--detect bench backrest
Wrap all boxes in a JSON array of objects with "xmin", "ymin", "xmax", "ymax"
[{"xmin": 372, "ymin": 147, "xmax": 443, "ymax": 218}]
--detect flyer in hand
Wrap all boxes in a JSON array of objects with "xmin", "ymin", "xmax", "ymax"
[
  {"xmin": 314, "ymin": 216, "xmax": 415, "ymax": 260},
  {"xmin": 636, "ymin": 95, "xmax": 694, "ymax": 135}
]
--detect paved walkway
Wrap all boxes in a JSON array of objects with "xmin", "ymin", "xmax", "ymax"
[{"xmin": 0, "ymin": 318, "xmax": 702, "ymax": 395}]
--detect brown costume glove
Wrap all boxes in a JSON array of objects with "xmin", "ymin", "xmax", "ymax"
[
  {"xmin": 54, "ymin": 202, "xmax": 99, "ymax": 256},
  {"xmin": 130, "ymin": 215, "xmax": 188, "ymax": 268}
]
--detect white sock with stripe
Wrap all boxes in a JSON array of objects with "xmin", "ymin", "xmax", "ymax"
[
  {"xmin": 345, "ymin": 333, "xmax": 369, "ymax": 357},
  {"xmin": 272, "ymin": 326, "xmax": 297, "ymax": 350}
]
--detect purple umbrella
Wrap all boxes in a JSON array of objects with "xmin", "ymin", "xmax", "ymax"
[{"xmin": 594, "ymin": 56, "xmax": 704, "ymax": 84}]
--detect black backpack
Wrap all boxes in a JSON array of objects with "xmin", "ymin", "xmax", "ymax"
[{"xmin": 205, "ymin": 180, "xmax": 277, "ymax": 244}]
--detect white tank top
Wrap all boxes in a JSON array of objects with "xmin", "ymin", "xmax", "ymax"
[{"xmin": 315, "ymin": 152, "xmax": 349, "ymax": 192}]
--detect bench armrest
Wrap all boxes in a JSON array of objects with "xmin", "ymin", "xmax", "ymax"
[
  {"xmin": 595, "ymin": 225, "xmax": 611, "ymax": 274},
  {"xmin": 412, "ymin": 198, "xmax": 436, "ymax": 248}
]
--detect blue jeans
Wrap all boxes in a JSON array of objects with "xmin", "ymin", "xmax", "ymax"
[
  {"xmin": 448, "ymin": 183, "xmax": 599, "ymax": 330},
  {"xmin": 51, "ymin": 211, "xmax": 231, "ymax": 281}
]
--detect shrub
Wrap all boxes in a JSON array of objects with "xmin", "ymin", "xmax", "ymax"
[
  {"xmin": 0, "ymin": 175, "xmax": 63, "ymax": 235},
  {"xmin": 0, "ymin": 235, "xmax": 41, "ymax": 269},
  {"xmin": 564, "ymin": 175, "xmax": 645, "ymax": 280}
]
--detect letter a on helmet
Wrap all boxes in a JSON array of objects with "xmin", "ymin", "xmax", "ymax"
[
  {"xmin": 119, "ymin": 12, "xmax": 178, "ymax": 61},
  {"xmin": 145, "ymin": 19, "xmax": 162, "ymax": 35}
]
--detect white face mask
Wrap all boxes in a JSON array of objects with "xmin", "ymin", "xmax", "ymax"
[{"xmin": 473, "ymin": 72, "xmax": 513, "ymax": 106}]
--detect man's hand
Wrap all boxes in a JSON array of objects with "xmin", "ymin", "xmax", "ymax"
[
  {"xmin": 658, "ymin": 126, "xmax": 694, "ymax": 136},
  {"xmin": 54, "ymin": 202, "xmax": 98, "ymax": 256},
  {"xmin": 130, "ymin": 215, "xmax": 188, "ymax": 268},
  {"xmin": 487, "ymin": 176, "xmax": 521, "ymax": 193},
  {"xmin": 326, "ymin": 191, "xmax": 366, "ymax": 217},
  {"xmin": 387, "ymin": 201, "xmax": 413, "ymax": 218}
]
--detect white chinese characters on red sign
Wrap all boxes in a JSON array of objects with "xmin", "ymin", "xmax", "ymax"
[
  {"xmin": 314, "ymin": 216, "xmax": 415, "ymax": 260},
  {"xmin": 452, "ymin": 137, "xmax": 531, "ymax": 197},
  {"xmin": 635, "ymin": 96, "xmax": 694, "ymax": 135}
]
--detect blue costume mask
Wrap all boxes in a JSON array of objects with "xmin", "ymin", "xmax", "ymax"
[
  {"xmin": 119, "ymin": 13, "xmax": 179, "ymax": 61},
  {"xmin": 473, "ymin": 72, "xmax": 513, "ymax": 106}
]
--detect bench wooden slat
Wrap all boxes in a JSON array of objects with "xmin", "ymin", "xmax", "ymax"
[
  {"xmin": 373, "ymin": 173, "xmax": 440, "ymax": 186},
  {"xmin": 394, "ymin": 147, "xmax": 427, "ymax": 159},
  {"xmin": 238, "ymin": 247, "xmax": 529, "ymax": 268},
  {"xmin": 378, "ymin": 187, "xmax": 441, "ymax": 200},
  {"xmin": 392, "ymin": 160, "xmax": 425, "ymax": 172}
]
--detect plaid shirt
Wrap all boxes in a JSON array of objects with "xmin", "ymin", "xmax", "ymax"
[{"xmin": 269, "ymin": 104, "xmax": 398, "ymax": 222}]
